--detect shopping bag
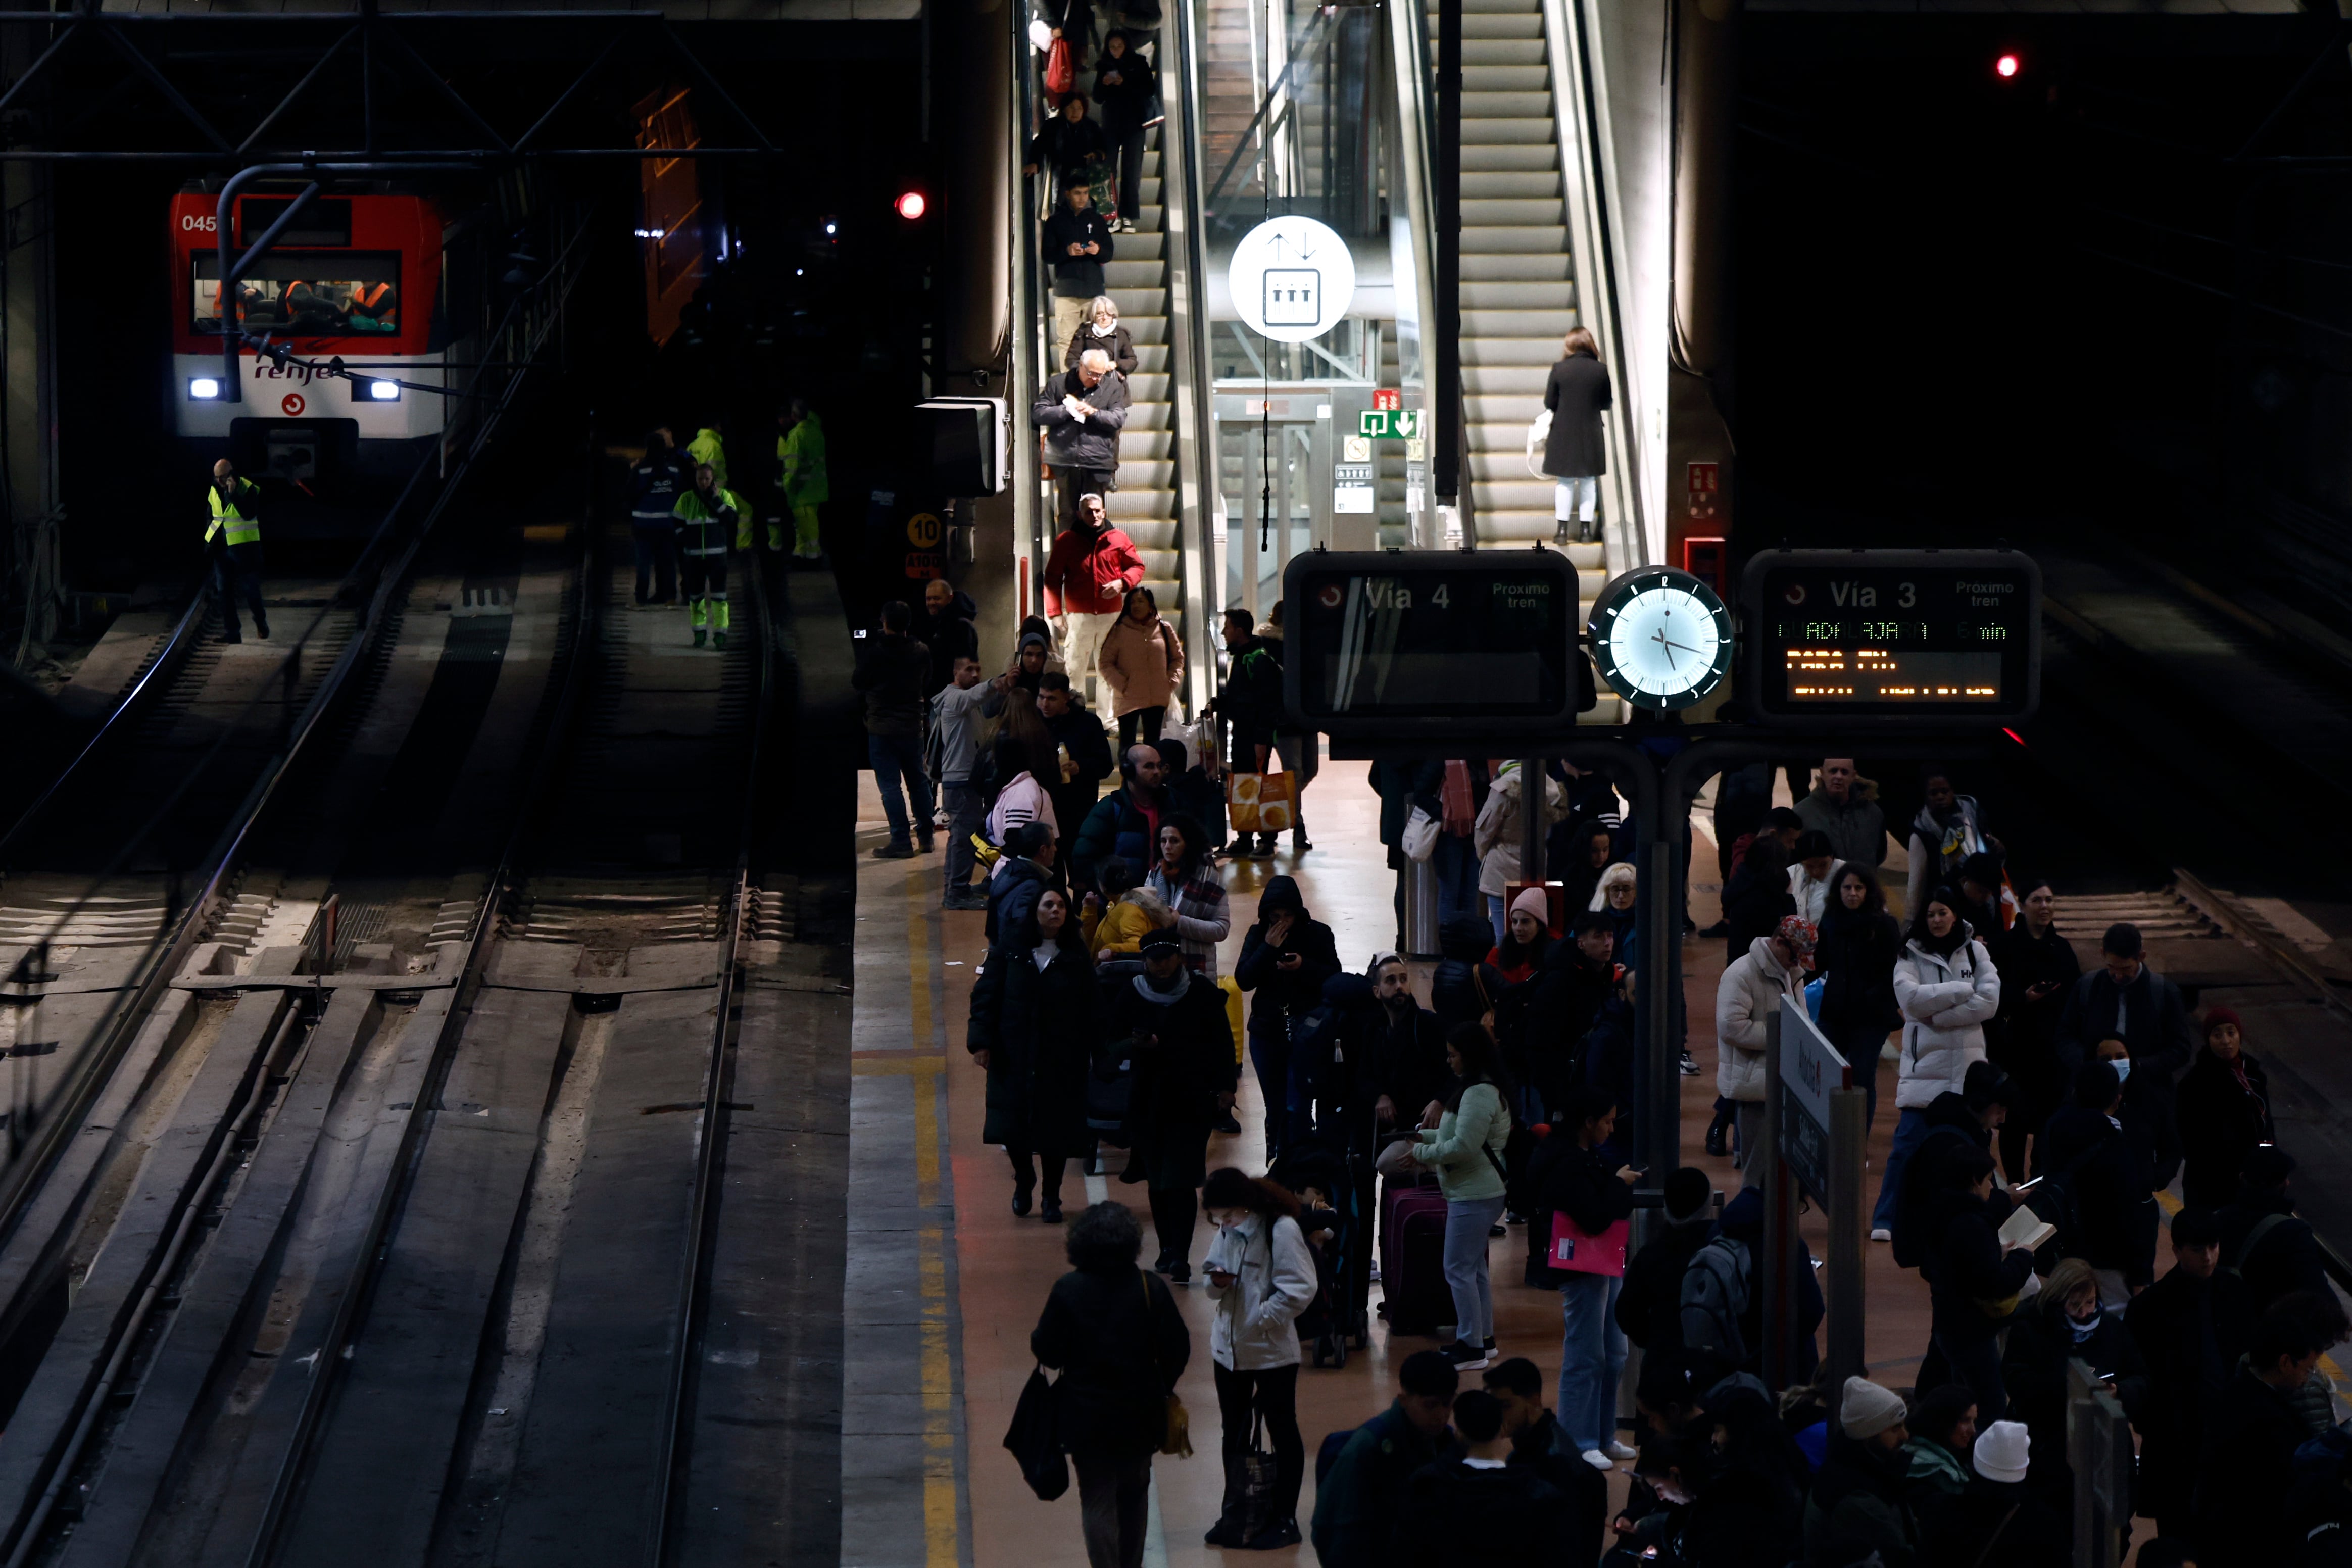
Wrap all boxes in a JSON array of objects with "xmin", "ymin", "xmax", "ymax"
[
  {"xmin": 1225, "ymin": 1414, "xmax": 1281, "ymax": 1542},
  {"xmin": 1005, "ymin": 1364, "xmax": 1068, "ymax": 1500},
  {"xmin": 1226, "ymin": 771, "xmax": 1295, "ymax": 835},
  {"xmin": 1086, "ymin": 156, "xmax": 1119, "ymax": 221},
  {"xmin": 1547, "ymin": 1212, "xmax": 1630, "ymax": 1277},
  {"xmin": 1218, "ymin": 976, "xmax": 1246, "ymax": 1066},
  {"xmin": 1044, "ymin": 36, "xmax": 1075, "ymax": 99},
  {"xmin": 1401, "ymin": 804, "xmax": 1440, "ymax": 862}
]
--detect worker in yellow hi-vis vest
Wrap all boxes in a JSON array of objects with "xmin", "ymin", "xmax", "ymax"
[
  {"xmin": 773, "ymin": 399, "xmax": 827, "ymax": 560},
  {"xmin": 673, "ymin": 464, "xmax": 742, "ymax": 649},
  {"xmin": 204, "ymin": 459, "xmax": 269, "ymax": 644},
  {"xmin": 687, "ymin": 424, "xmax": 728, "ymax": 494}
]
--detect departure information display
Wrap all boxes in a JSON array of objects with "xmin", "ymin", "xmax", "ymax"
[
  {"xmin": 1284, "ymin": 551, "xmax": 1580, "ymax": 738},
  {"xmin": 1740, "ymin": 550, "xmax": 2041, "ymax": 724}
]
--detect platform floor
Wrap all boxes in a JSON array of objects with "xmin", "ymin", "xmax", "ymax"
[{"xmin": 837, "ymin": 755, "xmax": 2317, "ymax": 1568}]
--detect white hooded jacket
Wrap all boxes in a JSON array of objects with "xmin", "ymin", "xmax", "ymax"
[
  {"xmin": 1202, "ymin": 1212, "xmax": 1316, "ymax": 1371},
  {"xmin": 1891, "ymin": 930, "xmax": 2001, "ymax": 1110}
]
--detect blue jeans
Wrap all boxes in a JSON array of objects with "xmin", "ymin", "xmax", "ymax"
[
  {"xmin": 1872, "ymin": 1107, "xmax": 1931, "ymax": 1231},
  {"xmin": 1557, "ymin": 1270, "xmax": 1627, "ymax": 1453},
  {"xmin": 1433, "ymin": 833, "xmax": 1482, "ymax": 928},
  {"xmin": 1443, "ymin": 1194, "xmax": 1508, "ymax": 1344},
  {"xmin": 868, "ymin": 731, "xmax": 929, "ymax": 848},
  {"xmin": 1249, "ymin": 1027, "xmax": 1295, "ymax": 1151},
  {"xmin": 1486, "ymin": 894, "xmax": 1507, "ymax": 947}
]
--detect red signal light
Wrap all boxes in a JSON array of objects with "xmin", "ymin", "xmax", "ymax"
[
  {"xmin": 895, "ymin": 190, "xmax": 927, "ymax": 221},
  {"xmin": 1994, "ymin": 52, "xmax": 2020, "ymax": 78}
]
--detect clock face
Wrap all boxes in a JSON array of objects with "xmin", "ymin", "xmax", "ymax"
[{"xmin": 1589, "ymin": 568, "xmax": 1734, "ymax": 710}]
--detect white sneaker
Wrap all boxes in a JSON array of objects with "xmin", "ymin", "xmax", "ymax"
[
  {"xmin": 1580, "ymin": 1449, "xmax": 1617, "ymax": 1472},
  {"xmin": 1606, "ymin": 1440, "xmax": 1638, "ymax": 1461},
  {"xmin": 1870, "ymin": 1227, "xmax": 1892, "ymax": 1243}
]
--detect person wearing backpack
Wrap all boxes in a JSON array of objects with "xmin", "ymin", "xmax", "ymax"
[
  {"xmin": 1615, "ymin": 1167, "xmax": 1716, "ymax": 1359},
  {"xmin": 1309, "ymin": 1350, "xmax": 1460, "ymax": 1567},
  {"xmin": 1233, "ymin": 875, "xmax": 1340, "ymax": 1159},
  {"xmin": 1531, "ymin": 1087, "xmax": 1639, "ymax": 1468},
  {"xmin": 2217, "ymin": 1146, "xmax": 2332, "ymax": 1318},
  {"xmin": 1401, "ymin": 1023, "xmax": 1517, "ymax": 1372},
  {"xmin": 1872, "ymin": 890, "xmax": 2001, "ymax": 1241},
  {"xmin": 1681, "ymin": 1187, "xmax": 1765, "ymax": 1370}
]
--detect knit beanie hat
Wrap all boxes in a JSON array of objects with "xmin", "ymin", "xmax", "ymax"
[
  {"xmin": 1838, "ymin": 1377, "xmax": 1906, "ymax": 1440},
  {"xmin": 2204, "ymin": 1006, "xmax": 2244, "ymax": 1040},
  {"xmin": 1509, "ymin": 887, "xmax": 1551, "ymax": 927},
  {"xmin": 1973, "ymin": 1419, "xmax": 2030, "ymax": 1483}
]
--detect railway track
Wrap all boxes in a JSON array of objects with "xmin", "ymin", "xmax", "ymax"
[{"xmin": 0, "ymin": 481, "xmax": 783, "ymax": 1565}]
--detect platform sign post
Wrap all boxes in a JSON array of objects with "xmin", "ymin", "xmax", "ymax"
[{"xmin": 1766, "ymin": 998, "xmax": 1866, "ymax": 1394}]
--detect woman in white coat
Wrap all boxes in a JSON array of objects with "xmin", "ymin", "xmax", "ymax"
[
  {"xmin": 1472, "ymin": 759, "xmax": 1566, "ymax": 944},
  {"xmin": 1200, "ymin": 1166, "xmax": 1318, "ymax": 1551},
  {"xmin": 1870, "ymin": 886, "xmax": 2001, "ymax": 1239}
]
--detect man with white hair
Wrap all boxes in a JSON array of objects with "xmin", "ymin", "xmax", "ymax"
[{"xmin": 1035, "ymin": 347, "xmax": 1138, "ymax": 714}]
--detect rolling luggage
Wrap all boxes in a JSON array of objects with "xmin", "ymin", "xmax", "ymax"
[{"xmin": 1377, "ymin": 1171, "xmax": 1451, "ymax": 1337}]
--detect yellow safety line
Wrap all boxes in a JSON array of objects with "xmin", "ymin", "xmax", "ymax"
[
  {"xmin": 852, "ymin": 1055, "xmax": 949, "ymax": 1074},
  {"xmin": 2154, "ymin": 1187, "xmax": 2348, "ymax": 1385}
]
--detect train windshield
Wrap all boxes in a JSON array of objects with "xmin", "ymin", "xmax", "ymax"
[{"xmin": 191, "ymin": 252, "xmax": 401, "ymax": 336}]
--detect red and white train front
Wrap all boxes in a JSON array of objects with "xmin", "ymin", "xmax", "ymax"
[{"xmin": 170, "ymin": 187, "xmax": 449, "ymax": 479}]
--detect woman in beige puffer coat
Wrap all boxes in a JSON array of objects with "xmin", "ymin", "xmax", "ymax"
[{"xmin": 1097, "ymin": 585, "xmax": 1185, "ymax": 750}]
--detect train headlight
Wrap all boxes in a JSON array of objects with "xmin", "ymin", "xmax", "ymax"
[
  {"xmin": 187, "ymin": 377, "xmax": 223, "ymax": 401},
  {"xmin": 363, "ymin": 379, "xmax": 401, "ymax": 402}
]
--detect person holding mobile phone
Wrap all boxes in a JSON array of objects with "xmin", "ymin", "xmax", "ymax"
[
  {"xmin": 1999, "ymin": 1257, "xmax": 2150, "ymax": 1497},
  {"xmin": 1233, "ymin": 876, "xmax": 1339, "ymax": 1159},
  {"xmin": 1200, "ymin": 1167, "xmax": 1317, "ymax": 1551}
]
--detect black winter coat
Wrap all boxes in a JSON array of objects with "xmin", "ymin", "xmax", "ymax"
[
  {"xmin": 1815, "ymin": 905, "xmax": 1902, "ymax": 1039},
  {"xmin": 1031, "ymin": 364, "xmax": 1129, "ymax": 470},
  {"xmin": 1721, "ymin": 857, "xmax": 1795, "ymax": 962},
  {"xmin": 916, "ymin": 592, "xmax": 981, "ymax": 693},
  {"xmin": 1497, "ymin": 944, "xmax": 1618, "ymax": 1119},
  {"xmin": 2127, "ymin": 1263, "xmax": 2256, "ymax": 1505},
  {"xmin": 2001, "ymin": 1306, "xmax": 2149, "ymax": 1494},
  {"xmin": 1525, "ymin": 1132, "xmax": 1635, "ymax": 1287},
  {"xmin": 1918, "ymin": 1477, "xmax": 2068, "ymax": 1568},
  {"xmin": 1892, "ymin": 1092, "xmax": 1992, "ymax": 1270},
  {"xmin": 1234, "ymin": 902, "xmax": 1341, "ymax": 1047},
  {"xmin": 2197, "ymin": 1366, "xmax": 2308, "ymax": 1564},
  {"xmin": 1393, "ymin": 1458, "xmax": 1572, "ymax": 1565},
  {"xmin": 1920, "ymin": 1186, "xmax": 2034, "ymax": 1345},
  {"xmin": 1027, "ymin": 112, "xmax": 1108, "ymax": 178},
  {"xmin": 1104, "ymin": 969, "xmax": 1236, "ymax": 1183},
  {"xmin": 985, "ymin": 856, "xmax": 1055, "ymax": 947},
  {"xmin": 1063, "ymin": 320, "xmax": 1138, "ymax": 376},
  {"xmin": 2177, "ymin": 1047, "xmax": 2275, "ymax": 1211},
  {"xmin": 1357, "ymin": 989, "xmax": 1450, "ymax": 1129},
  {"xmin": 1031, "ymin": 1265, "xmax": 1190, "ymax": 1457},
  {"xmin": 2055, "ymin": 965, "xmax": 2194, "ymax": 1180},
  {"xmin": 1615, "ymin": 1216, "xmax": 1711, "ymax": 1351},
  {"xmin": 1539, "ymin": 352, "xmax": 1611, "ymax": 478},
  {"xmin": 969, "ymin": 938, "xmax": 1099, "ymax": 1154},
  {"xmin": 1986, "ymin": 921, "xmax": 2079, "ymax": 1114},
  {"xmin": 1089, "ymin": 45, "xmax": 1157, "ymax": 132},
  {"xmin": 2219, "ymin": 1189, "xmax": 2331, "ymax": 1317},
  {"xmin": 2039, "ymin": 1103, "xmax": 2160, "ymax": 1285}
]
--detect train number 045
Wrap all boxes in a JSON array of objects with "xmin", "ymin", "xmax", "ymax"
[{"xmin": 179, "ymin": 214, "xmax": 217, "ymax": 232}]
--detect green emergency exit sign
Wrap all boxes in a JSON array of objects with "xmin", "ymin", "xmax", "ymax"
[{"xmin": 1357, "ymin": 409, "xmax": 1423, "ymax": 439}]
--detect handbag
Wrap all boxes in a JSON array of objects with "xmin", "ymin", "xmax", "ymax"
[
  {"xmin": 1374, "ymin": 1136, "xmax": 1419, "ymax": 1180},
  {"xmin": 1226, "ymin": 771, "xmax": 1295, "ymax": 835},
  {"xmin": 1045, "ymin": 36, "xmax": 1076, "ymax": 98},
  {"xmin": 1139, "ymin": 1269, "xmax": 1193, "ymax": 1457},
  {"xmin": 1525, "ymin": 408, "xmax": 1553, "ymax": 477},
  {"xmin": 1227, "ymin": 1411, "xmax": 1281, "ymax": 1542},
  {"xmin": 1005, "ymin": 1363, "xmax": 1069, "ymax": 1500},
  {"xmin": 1401, "ymin": 804, "xmax": 1440, "ymax": 862},
  {"xmin": 1547, "ymin": 1210, "xmax": 1631, "ymax": 1277},
  {"xmin": 1088, "ymin": 157, "xmax": 1120, "ymax": 223}
]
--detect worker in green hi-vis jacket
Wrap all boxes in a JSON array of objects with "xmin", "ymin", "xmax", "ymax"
[{"xmin": 775, "ymin": 399, "xmax": 827, "ymax": 560}]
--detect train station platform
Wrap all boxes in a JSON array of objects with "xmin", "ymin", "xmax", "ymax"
[{"xmin": 839, "ymin": 756, "xmax": 1959, "ymax": 1568}]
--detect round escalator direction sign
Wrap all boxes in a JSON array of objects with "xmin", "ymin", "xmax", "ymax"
[{"xmin": 1230, "ymin": 216, "xmax": 1355, "ymax": 344}]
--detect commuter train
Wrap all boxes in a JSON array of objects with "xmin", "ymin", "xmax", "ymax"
[{"xmin": 169, "ymin": 184, "xmax": 478, "ymax": 483}]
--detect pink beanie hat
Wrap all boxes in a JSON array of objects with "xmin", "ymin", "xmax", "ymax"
[{"xmin": 1510, "ymin": 887, "xmax": 1551, "ymax": 926}]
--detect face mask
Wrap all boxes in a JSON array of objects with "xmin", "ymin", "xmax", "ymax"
[
  {"xmin": 2109, "ymin": 1059, "xmax": 2131, "ymax": 1085},
  {"xmin": 2068, "ymin": 1311, "xmax": 2100, "ymax": 1343}
]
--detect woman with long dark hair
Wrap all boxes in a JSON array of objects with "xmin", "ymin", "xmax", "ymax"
[
  {"xmin": 2177, "ymin": 1007, "xmax": 2276, "ymax": 1210},
  {"xmin": 1233, "ymin": 875, "xmax": 1340, "ymax": 1160},
  {"xmin": 1200, "ymin": 1167, "xmax": 1316, "ymax": 1551},
  {"xmin": 1871, "ymin": 886, "xmax": 2000, "ymax": 1241},
  {"xmin": 968, "ymin": 886, "xmax": 1098, "ymax": 1222},
  {"xmin": 1485, "ymin": 885, "xmax": 1552, "ymax": 986},
  {"xmin": 1098, "ymin": 584, "xmax": 1184, "ymax": 750},
  {"xmin": 1986, "ymin": 878, "xmax": 2080, "ymax": 1181},
  {"xmin": 1403, "ymin": 1022, "xmax": 1517, "ymax": 1371},
  {"xmin": 1540, "ymin": 325, "xmax": 1613, "ymax": 544},
  {"xmin": 1144, "ymin": 814, "xmax": 1230, "ymax": 978},
  {"xmin": 1814, "ymin": 863, "xmax": 1902, "ymax": 1132}
]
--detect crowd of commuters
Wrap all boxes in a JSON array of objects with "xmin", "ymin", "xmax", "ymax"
[{"xmin": 861, "ymin": 562, "xmax": 2335, "ymax": 1568}]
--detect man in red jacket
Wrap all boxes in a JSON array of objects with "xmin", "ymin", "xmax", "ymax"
[{"xmin": 1043, "ymin": 492, "xmax": 1144, "ymax": 715}]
